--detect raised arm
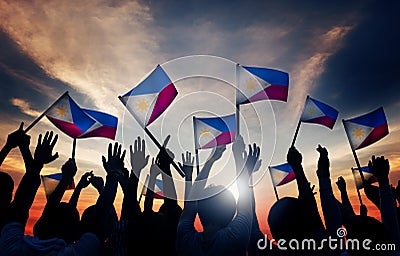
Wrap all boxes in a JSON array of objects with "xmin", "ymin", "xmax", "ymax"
[
  {"xmin": 316, "ymin": 145, "xmax": 342, "ymax": 235},
  {"xmin": 0, "ymin": 123, "xmax": 29, "ymax": 166},
  {"xmin": 158, "ymin": 136, "xmax": 179, "ymax": 206},
  {"xmin": 144, "ymin": 158, "xmax": 160, "ymax": 214},
  {"xmin": 336, "ymin": 176, "xmax": 356, "ymax": 219},
  {"xmin": 43, "ymin": 158, "xmax": 77, "ymax": 212},
  {"xmin": 287, "ymin": 146, "xmax": 324, "ymax": 233},
  {"xmin": 97, "ymin": 142, "xmax": 126, "ymax": 211},
  {"xmin": 120, "ymin": 136, "xmax": 149, "ymax": 220},
  {"xmin": 179, "ymin": 151, "xmax": 194, "ymax": 208},
  {"xmin": 69, "ymin": 171, "xmax": 93, "ymax": 208},
  {"xmin": 9, "ymin": 131, "xmax": 58, "ymax": 226},
  {"xmin": 369, "ymin": 155, "xmax": 400, "ymax": 244}
]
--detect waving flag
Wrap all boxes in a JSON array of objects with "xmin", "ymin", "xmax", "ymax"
[
  {"xmin": 300, "ymin": 96, "xmax": 339, "ymax": 129},
  {"xmin": 343, "ymin": 107, "xmax": 389, "ymax": 150},
  {"xmin": 80, "ymin": 109, "xmax": 118, "ymax": 140},
  {"xmin": 236, "ymin": 65, "xmax": 289, "ymax": 105},
  {"xmin": 141, "ymin": 177, "xmax": 164, "ymax": 199},
  {"xmin": 194, "ymin": 114, "xmax": 236, "ymax": 149},
  {"xmin": 269, "ymin": 163, "xmax": 296, "ymax": 187},
  {"xmin": 352, "ymin": 166, "xmax": 378, "ymax": 190},
  {"xmin": 120, "ymin": 65, "xmax": 178, "ymax": 128},
  {"xmin": 46, "ymin": 93, "xmax": 95, "ymax": 138},
  {"xmin": 41, "ymin": 173, "xmax": 75, "ymax": 198}
]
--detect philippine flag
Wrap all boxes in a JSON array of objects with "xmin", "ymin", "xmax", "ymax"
[
  {"xmin": 41, "ymin": 173, "xmax": 75, "ymax": 198},
  {"xmin": 141, "ymin": 177, "xmax": 164, "ymax": 199},
  {"xmin": 79, "ymin": 109, "xmax": 118, "ymax": 140},
  {"xmin": 269, "ymin": 163, "xmax": 296, "ymax": 187},
  {"xmin": 300, "ymin": 96, "xmax": 339, "ymax": 129},
  {"xmin": 236, "ymin": 65, "xmax": 289, "ymax": 105},
  {"xmin": 343, "ymin": 107, "xmax": 389, "ymax": 150},
  {"xmin": 46, "ymin": 93, "xmax": 96, "ymax": 138},
  {"xmin": 120, "ymin": 65, "xmax": 178, "ymax": 128},
  {"xmin": 194, "ymin": 114, "xmax": 236, "ymax": 149},
  {"xmin": 352, "ymin": 166, "xmax": 378, "ymax": 190}
]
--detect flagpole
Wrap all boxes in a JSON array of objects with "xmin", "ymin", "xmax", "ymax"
[
  {"xmin": 342, "ymin": 119, "xmax": 366, "ymax": 184},
  {"xmin": 118, "ymin": 96, "xmax": 184, "ymax": 178},
  {"xmin": 24, "ymin": 91, "xmax": 69, "ymax": 132},
  {"xmin": 268, "ymin": 167, "xmax": 280, "ymax": 201},
  {"xmin": 291, "ymin": 120, "xmax": 301, "ymax": 147},
  {"xmin": 351, "ymin": 167, "xmax": 364, "ymax": 205},
  {"xmin": 291, "ymin": 96, "xmax": 309, "ymax": 147},
  {"xmin": 71, "ymin": 138, "xmax": 77, "ymax": 159},
  {"xmin": 138, "ymin": 174, "xmax": 150, "ymax": 203},
  {"xmin": 236, "ymin": 63, "xmax": 241, "ymax": 137},
  {"xmin": 193, "ymin": 117, "xmax": 200, "ymax": 175}
]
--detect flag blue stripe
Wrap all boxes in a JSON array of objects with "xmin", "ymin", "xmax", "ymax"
[
  {"xmin": 83, "ymin": 109, "xmax": 118, "ymax": 127},
  {"xmin": 311, "ymin": 98, "xmax": 339, "ymax": 119},
  {"xmin": 346, "ymin": 107, "xmax": 387, "ymax": 127},
  {"xmin": 44, "ymin": 173, "xmax": 62, "ymax": 180},
  {"xmin": 271, "ymin": 163, "xmax": 293, "ymax": 173},
  {"xmin": 69, "ymin": 97, "xmax": 95, "ymax": 132},
  {"xmin": 123, "ymin": 65, "xmax": 172, "ymax": 96},
  {"xmin": 197, "ymin": 114, "xmax": 236, "ymax": 132},
  {"xmin": 243, "ymin": 66, "xmax": 289, "ymax": 86},
  {"xmin": 353, "ymin": 166, "xmax": 372, "ymax": 174}
]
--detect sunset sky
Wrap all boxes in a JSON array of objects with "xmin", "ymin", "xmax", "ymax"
[{"xmin": 0, "ymin": 0, "xmax": 399, "ymax": 236}]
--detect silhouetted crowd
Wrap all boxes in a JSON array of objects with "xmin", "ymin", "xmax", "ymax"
[{"xmin": 0, "ymin": 123, "xmax": 399, "ymax": 255}]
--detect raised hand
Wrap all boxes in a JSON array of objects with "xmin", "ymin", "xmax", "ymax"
[
  {"xmin": 368, "ymin": 155, "xmax": 390, "ymax": 185},
  {"xmin": 34, "ymin": 131, "xmax": 59, "ymax": 165},
  {"xmin": 208, "ymin": 145, "xmax": 226, "ymax": 163},
  {"xmin": 102, "ymin": 142, "xmax": 126, "ymax": 177},
  {"xmin": 90, "ymin": 176, "xmax": 104, "ymax": 194},
  {"xmin": 245, "ymin": 143, "xmax": 260, "ymax": 175},
  {"xmin": 336, "ymin": 176, "xmax": 347, "ymax": 192},
  {"xmin": 61, "ymin": 158, "xmax": 78, "ymax": 180},
  {"xmin": 77, "ymin": 171, "xmax": 94, "ymax": 189},
  {"xmin": 150, "ymin": 158, "xmax": 161, "ymax": 178},
  {"xmin": 130, "ymin": 136, "xmax": 150, "ymax": 178},
  {"xmin": 179, "ymin": 151, "xmax": 194, "ymax": 180},
  {"xmin": 232, "ymin": 134, "xmax": 245, "ymax": 159},
  {"xmin": 157, "ymin": 135, "xmax": 174, "ymax": 171},
  {"xmin": 287, "ymin": 146, "xmax": 302, "ymax": 168},
  {"xmin": 316, "ymin": 145, "xmax": 330, "ymax": 178},
  {"xmin": 6, "ymin": 122, "xmax": 30, "ymax": 149}
]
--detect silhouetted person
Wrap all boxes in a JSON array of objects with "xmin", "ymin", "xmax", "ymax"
[
  {"xmin": 269, "ymin": 146, "xmax": 325, "ymax": 244},
  {"xmin": 0, "ymin": 123, "xmax": 30, "ymax": 234},
  {"xmin": 369, "ymin": 155, "xmax": 400, "ymax": 249},
  {"xmin": 0, "ymin": 131, "xmax": 101, "ymax": 254},
  {"xmin": 33, "ymin": 158, "xmax": 79, "ymax": 243},
  {"xmin": 177, "ymin": 138, "xmax": 256, "ymax": 255},
  {"xmin": 128, "ymin": 136, "xmax": 182, "ymax": 256}
]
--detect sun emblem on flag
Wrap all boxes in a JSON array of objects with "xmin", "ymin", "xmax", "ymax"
[
  {"xmin": 309, "ymin": 107, "xmax": 316, "ymax": 115},
  {"xmin": 353, "ymin": 128, "xmax": 364, "ymax": 139},
  {"xmin": 200, "ymin": 128, "xmax": 212, "ymax": 138},
  {"xmin": 245, "ymin": 78, "xmax": 258, "ymax": 91},
  {"xmin": 275, "ymin": 172, "xmax": 283, "ymax": 180},
  {"xmin": 55, "ymin": 106, "xmax": 67, "ymax": 117},
  {"xmin": 137, "ymin": 99, "xmax": 149, "ymax": 112}
]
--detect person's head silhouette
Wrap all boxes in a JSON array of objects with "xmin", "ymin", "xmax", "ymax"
[
  {"xmin": 0, "ymin": 171, "xmax": 13, "ymax": 207},
  {"xmin": 268, "ymin": 197, "xmax": 313, "ymax": 240},
  {"xmin": 34, "ymin": 202, "xmax": 80, "ymax": 244},
  {"xmin": 198, "ymin": 185, "xmax": 236, "ymax": 229}
]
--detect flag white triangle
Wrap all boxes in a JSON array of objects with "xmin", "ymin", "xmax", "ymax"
[
  {"xmin": 344, "ymin": 121, "xmax": 374, "ymax": 150},
  {"xmin": 123, "ymin": 93, "xmax": 157, "ymax": 128},
  {"xmin": 195, "ymin": 119, "xmax": 223, "ymax": 149},
  {"xmin": 46, "ymin": 95, "xmax": 73, "ymax": 123},
  {"xmin": 300, "ymin": 98, "xmax": 325, "ymax": 121}
]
